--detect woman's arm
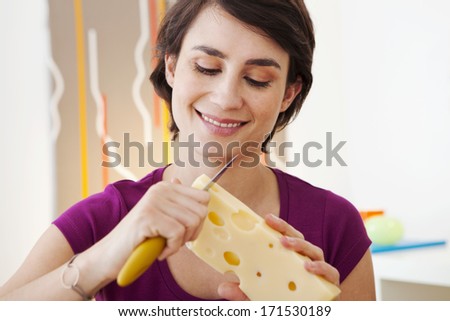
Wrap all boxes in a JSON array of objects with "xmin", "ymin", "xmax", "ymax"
[
  {"xmin": 0, "ymin": 225, "xmax": 112, "ymax": 300},
  {"xmin": 338, "ymin": 249, "xmax": 375, "ymax": 300},
  {"xmin": 1, "ymin": 179, "xmax": 210, "ymax": 300}
]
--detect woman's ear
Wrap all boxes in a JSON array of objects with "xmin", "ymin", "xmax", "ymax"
[
  {"xmin": 164, "ymin": 54, "xmax": 176, "ymax": 88},
  {"xmin": 281, "ymin": 78, "xmax": 302, "ymax": 112}
]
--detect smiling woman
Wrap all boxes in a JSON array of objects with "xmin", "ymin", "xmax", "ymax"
[
  {"xmin": 0, "ymin": 0, "xmax": 374, "ymax": 301},
  {"xmin": 152, "ymin": 0, "xmax": 314, "ymax": 153},
  {"xmin": 163, "ymin": 6, "xmax": 299, "ymax": 153}
]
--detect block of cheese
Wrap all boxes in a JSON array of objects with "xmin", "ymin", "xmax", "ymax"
[{"xmin": 188, "ymin": 174, "xmax": 341, "ymax": 301}]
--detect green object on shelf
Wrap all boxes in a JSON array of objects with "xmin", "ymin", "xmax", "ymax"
[{"xmin": 364, "ymin": 216, "xmax": 404, "ymax": 245}]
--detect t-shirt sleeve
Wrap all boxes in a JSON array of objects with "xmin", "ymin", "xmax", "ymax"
[
  {"xmin": 52, "ymin": 184, "xmax": 127, "ymax": 254},
  {"xmin": 322, "ymin": 191, "xmax": 371, "ymax": 283}
]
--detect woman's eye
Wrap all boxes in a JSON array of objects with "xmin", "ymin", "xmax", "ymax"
[
  {"xmin": 194, "ymin": 64, "xmax": 220, "ymax": 76},
  {"xmin": 194, "ymin": 63, "xmax": 271, "ymax": 88},
  {"xmin": 245, "ymin": 76, "xmax": 271, "ymax": 89}
]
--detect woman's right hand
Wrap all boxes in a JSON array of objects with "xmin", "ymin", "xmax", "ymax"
[
  {"xmin": 92, "ymin": 178, "xmax": 210, "ymax": 281},
  {"xmin": 0, "ymin": 178, "xmax": 209, "ymax": 300}
]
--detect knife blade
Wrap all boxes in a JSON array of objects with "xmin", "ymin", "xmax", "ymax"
[
  {"xmin": 202, "ymin": 155, "xmax": 238, "ymax": 191},
  {"xmin": 117, "ymin": 155, "xmax": 238, "ymax": 286}
]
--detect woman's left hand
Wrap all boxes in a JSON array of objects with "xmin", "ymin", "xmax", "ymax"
[{"xmin": 218, "ymin": 214, "xmax": 340, "ymax": 301}]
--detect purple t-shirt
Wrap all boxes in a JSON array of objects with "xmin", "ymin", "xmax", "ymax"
[{"xmin": 53, "ymin": 167, "xmax": 370, "ymax": 300}]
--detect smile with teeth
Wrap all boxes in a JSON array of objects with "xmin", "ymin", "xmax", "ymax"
[{"xmin": 200, "ymin": 113, "xmax": 243, "ymax": 128}]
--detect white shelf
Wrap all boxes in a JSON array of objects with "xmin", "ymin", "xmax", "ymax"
[{"xmin": 372, "ymin": 244, "xmax": 450, "ymax": 300}]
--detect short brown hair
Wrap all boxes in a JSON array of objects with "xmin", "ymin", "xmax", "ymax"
[{"xmin": 150, "ymin": 0, "xmax": 315, "ymax": 152}]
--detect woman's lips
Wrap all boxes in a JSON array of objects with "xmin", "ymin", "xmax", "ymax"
[{"xmin": 196, "ymin": 110, "xmax": 248, "ymax": 136}]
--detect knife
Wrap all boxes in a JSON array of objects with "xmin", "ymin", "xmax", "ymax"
[{"xmin": 117, "ymin": 155, "xmax": 238, "ymax": 287}]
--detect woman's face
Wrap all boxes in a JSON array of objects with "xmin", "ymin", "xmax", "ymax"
[{"xmin": 165, "ymin": 5, "xmax": 300, "ymax": 159}]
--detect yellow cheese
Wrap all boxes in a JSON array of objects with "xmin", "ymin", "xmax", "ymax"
[{"xmin": 188, "ymin": 174, "xmax": 341, "ymax": 301}]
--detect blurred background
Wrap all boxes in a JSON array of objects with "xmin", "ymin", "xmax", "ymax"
[{"xmin": 1, "ymin": 0, "xmax": 449, "ymax": 299}]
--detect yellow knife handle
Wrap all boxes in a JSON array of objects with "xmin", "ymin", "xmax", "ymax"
[{"xmin": 117, "ymin": 236, "xmax": 166, "ymax": 287}]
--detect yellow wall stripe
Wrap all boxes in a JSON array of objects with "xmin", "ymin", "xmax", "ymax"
[
  {"xmin": 74, "ymin": 0, "xmax": 89, "ymax": 198},
  {"xmin": 157, "ymin": 1, "xmax": 166, "ymax": 23},
  {"xmin": 162, "ymin": 101, "xmax": 172, "ymax": 163}
]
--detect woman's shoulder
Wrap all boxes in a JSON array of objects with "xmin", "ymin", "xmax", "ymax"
[
  {"xmin": 272, "ymin": 167, "xmax": 356, "ymax": 213},
  {"xmin": 109, "ymin": 166, "xmax": 166, "ymax": 210},
  {"xmin": 52, "ymin": 167, "xmax": 166, "ymax": 253}
]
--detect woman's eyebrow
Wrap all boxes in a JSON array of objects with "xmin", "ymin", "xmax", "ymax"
[
  {"xmin": 192, "ymin": 45, "xmax": 281, "ymax": 70},
  {"xmin": 192, "ymin": 45, "xmax": 226, "ymax": 59},
  {"xmin": 246, "ymin": 58, "xmax": 281, "ymax": 70}
]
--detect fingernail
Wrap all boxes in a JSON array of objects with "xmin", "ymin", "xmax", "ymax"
[
  {"xmin": 217, "ymin": 283, "xmax": 225, "ymax": 296},
  {"xmin": 171, "ymin": 177, "xmax": 181, "ymax": 184},
  {"xmin": 283, "ymin": 236, "xmax": 296, "ymax": 244},
  {"xmin": 269, "ymin": 213, "xmax": 280, "ymax": 221}
]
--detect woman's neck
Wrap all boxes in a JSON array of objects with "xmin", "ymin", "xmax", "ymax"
[{"xmin": 162, "ymin": 153, "xmax": 274, "ymax": 207}]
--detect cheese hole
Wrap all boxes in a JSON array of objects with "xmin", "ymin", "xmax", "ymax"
[
  {"xmin": 224, "ymin": 251, "xmax": 240, "ymax": 266},
  {"xmin": 208, "ymin": 212, "xmax": 224, "ymax": 226},
  {"xmin": 213, "ymin": 228, "xmax": 230, "ymax": 240},
  {"xmin": 288, "ymin": 281, "xmax": 297, "ymax": 291},
  {"xmin": 231, "ymin": 210, "xmax": 258, "ymax": 231},
  {"xmin": 224, "ymin": 270, "xmax": 238, "ymax": 278},
  {"xmin": 205, "ymin": 248, "xmax": 215, "ymax": 257}
]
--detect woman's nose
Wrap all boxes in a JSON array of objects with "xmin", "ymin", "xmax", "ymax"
[{"xmin": 210, "ymin": 76, "xmax": 244, "ymax": 110}]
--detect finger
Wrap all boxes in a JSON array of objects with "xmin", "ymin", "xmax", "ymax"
[
  {"xmin": 143, "ymin": 203, "xmax": 195, "ymax": 259},
  {"xmin": 139, "ymin": 211, "xmax": 185, "ymax": 260},
  {"xmin": 152, "ymin": 207, "xmax": 196, "ymax": 246},
  {"xmin": 168, "ymin": 182, "xmax": 211, "ymax": 205},
  {"xmin": 148, "ymin": 181, "xmax": 210, "ymax": 206},
  {"xmin": 153, "ymin": 201, "xmax": 209, "ymax": 258},
  {"xmin": 217, "ymin": 282, "xmax": 249, "ymax": 301},
  {"xmin": 157, "ymin": 221, "xmax": 186, "ymax": 260},
  {"xmin": 265, "ymin": 214, "xmax": 304, "ymax": 239},
  {"xmin": 167, "ymin": 193, "xmax": 209, "ymax": 221},
  {"xmin": 304, "ymin": 261, "xmax": 340, "ymax": 286},
  {"xmin": 280, "ymin": 236, "xmax": 324, "ymax": 261},
  {"xmin": 158, "ymin": 198, "xmax": 208, "ymax": 243}
]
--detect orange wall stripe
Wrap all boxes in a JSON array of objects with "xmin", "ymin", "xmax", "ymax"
[
  {"xmin": 149, "ymin": 0, "xmax": 161, "ymax": 128},
  {"xmin": 74, "ymin": 0, "xmax": 89, "ymax": 198}
]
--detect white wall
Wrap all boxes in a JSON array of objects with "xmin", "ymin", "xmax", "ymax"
[
  {"xmin": 0, "ymin": 0, "xmax": 53, "ymax": 285},
  {"xmin": 288, "ymin": 0, "xmax": 450, "ymax": 240},
  {"xmin": 285, "ymin": 0, "xmax": 352, "ymax": 198}
]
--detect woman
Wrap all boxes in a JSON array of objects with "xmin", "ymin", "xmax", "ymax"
[{"xmin": 0, "ymin": 0, "xmax": 375, "ymax": 300}]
